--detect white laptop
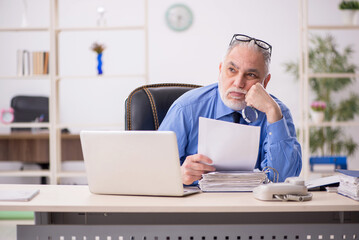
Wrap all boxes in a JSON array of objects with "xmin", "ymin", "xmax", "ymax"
[{"xmin": 80, "ymin": 130, "xmax": 200, "ymax": 196}]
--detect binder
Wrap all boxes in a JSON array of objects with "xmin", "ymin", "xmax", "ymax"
[{"xmin": 336, "ymin": 169, "xmax": 359, "ymax": 201}]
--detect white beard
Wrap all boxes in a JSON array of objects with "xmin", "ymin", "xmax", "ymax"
[{"xmin": 218, "ymin": 80, "xmax": 247, "ymax": 111}]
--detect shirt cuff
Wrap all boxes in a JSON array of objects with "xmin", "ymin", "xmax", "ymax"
[{"xmin": 266, "ymin": 117, "xmax": 291, "ymax": 144}]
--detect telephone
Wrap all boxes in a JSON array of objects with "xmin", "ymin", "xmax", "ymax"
[{"xmin": 253, "ymin": 177, "xmax": 312, "ymax": 202}]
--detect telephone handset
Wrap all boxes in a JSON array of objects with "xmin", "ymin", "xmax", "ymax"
[{"xmin": 253, "ymin": 177, "xmax": 312, "ymax": 202}]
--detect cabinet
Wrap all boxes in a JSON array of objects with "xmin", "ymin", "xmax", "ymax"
[
  {"xmin": 298, "ymin": 0, "xmax": 359, "ymax": 179},
  {"xmin": 0, "ymin": 0, "xmax": 148, "ymax": 184}
]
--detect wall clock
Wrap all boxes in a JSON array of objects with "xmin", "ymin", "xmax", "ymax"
[
  {"xmin": 0, "ymin": 108, "xmax": 14, "ymax": 124},
  {"xmin": 165, "ymin": 4, "xmax": 193, "ymax": 32}
]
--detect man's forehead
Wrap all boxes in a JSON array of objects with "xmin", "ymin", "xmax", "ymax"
[{"xmin": 225, "ymin": 46, "xmax": 265, "ymax": 69}]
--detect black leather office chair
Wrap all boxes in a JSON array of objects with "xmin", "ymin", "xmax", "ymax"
[{"xmin": 125, "ymin": 83, "xmax": 201, "ymax": 130}]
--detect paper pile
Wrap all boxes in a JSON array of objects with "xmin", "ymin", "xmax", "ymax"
[
  {"xmin": 337, "ymin": 170, "xmax": 359, "ymax": 201},
  {"xmin": 199, "ymin": 171, "xmax": 267, "ymax": 192}
]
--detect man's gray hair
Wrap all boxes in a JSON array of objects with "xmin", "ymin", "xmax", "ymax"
[{"xmin": 224, "ymin": 40, "xmax": 271, "ymax": 75}]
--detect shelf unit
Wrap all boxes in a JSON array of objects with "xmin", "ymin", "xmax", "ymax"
[
  {"xmin": 298, "ymin": 0, "xmax": 359, "ymax": 179},
  {"xmin": 0, "ymin": 0, "xmax": 148, "ymax": 184}
]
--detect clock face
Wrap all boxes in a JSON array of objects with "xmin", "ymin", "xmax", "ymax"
[
  {"xmin": 0, "ymin": 108, "xmax": 14, "ymax": 124},
  {"xmin": 165, "ymin": 4, "xmax": 193, "ymax": 32}
]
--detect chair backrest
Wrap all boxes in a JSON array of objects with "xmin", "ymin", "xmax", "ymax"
[
  {"xmin": 125, "ymin": 83, "xmax": 201, "ymax": 130},
  {"xmin": 11, "ymin": 95, "xmax": 49, "ymax": 132}
]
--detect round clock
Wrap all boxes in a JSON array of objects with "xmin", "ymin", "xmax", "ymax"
[
  {"xmin": 0, "ymin": 108, "xmax": 14, "ymax": 124},
  {"xmin": 165, "ymin": 4, "xmax": 193, "ymax": 32}
]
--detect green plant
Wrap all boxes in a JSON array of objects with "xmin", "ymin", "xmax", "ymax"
[
  {"xmin": 339, "ymin": 0, "xmax": 359, "ymax": 10},
  {"xmin": 284, "ymin": 34, "xmax": 359, "ymax": 157}
]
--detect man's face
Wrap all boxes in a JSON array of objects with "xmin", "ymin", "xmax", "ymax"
[{"xmin": 218, "ymin": 45, "xmax": 270, "ymax": 111}]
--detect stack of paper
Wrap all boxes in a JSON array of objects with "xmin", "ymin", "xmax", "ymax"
[
  {"xmin": 0, "ymin": 189, "xmax": 40, "ymax": 202},
  {"xmin": 199, "ymin": 171, "xmax": 267, "ymax": 192},
  {"xmin": 337, "ymin": 170, "xmax": 359, "ymax": 201}
]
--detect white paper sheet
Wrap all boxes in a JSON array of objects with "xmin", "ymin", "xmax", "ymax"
[{"xmin": 198, "ymin": 117, "xmax": 260, "ymax": 171}]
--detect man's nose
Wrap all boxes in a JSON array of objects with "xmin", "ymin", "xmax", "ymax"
[{"xmin": 233, "ymin": 76, "xmax": 245, "ymax": 88}]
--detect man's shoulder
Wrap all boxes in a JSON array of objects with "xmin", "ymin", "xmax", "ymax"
[{"xmin": 174, "ymin": 82, "xmax": 218, "ymax": 108}]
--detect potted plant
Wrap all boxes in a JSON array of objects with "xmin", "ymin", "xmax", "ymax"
[
  {"xmin": 339, "ymin": 0, "xmax": 359, "ymax": 25},
  {"xmin": 284, "ymin": 34, "xmax": 359, "ymax": 170},
  {"xmin": 310, "ymin": 100, "xmax": 326, "ymax": 124}
]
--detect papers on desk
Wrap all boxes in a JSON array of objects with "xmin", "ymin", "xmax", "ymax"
[
  {"xmin": 0, "ymin": 189, "xmax": 40, "ymax": 201},
  {"xmin": 198, "ymin": 117, "xmax": 260, "ymax": 171},
  {"xmin": 199, "ymin": 171, "xmax": 267, "ymax": 192},
  {"xmin": 336, "ymin": 170, "xmax": 359, "ymax": 201},
  {"xmin": 305, "ymin": 175, "xmax": 340, "ymax": 190}
]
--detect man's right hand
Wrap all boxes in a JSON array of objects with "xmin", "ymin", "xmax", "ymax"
[{"xmin": 181, "ymin": 154, "xmax": 216, "ymax": 185}]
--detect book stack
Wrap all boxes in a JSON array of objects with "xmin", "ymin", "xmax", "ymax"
[
  {"xmin": 199, "ymin": 171, "xmax": 268, "ymax": 192},
  {"xmin": 17, "ymin": 49, "xmax": 49, "ymax": 76},
  {"xmin": 337, "ymin": 170, "xmax": 359, "ymax": 201}
]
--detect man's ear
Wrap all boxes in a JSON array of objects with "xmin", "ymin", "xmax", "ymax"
[
  {"xmin": 219, "ymin": 62, "xmax": 223, "ymax": 73},
  {"xmin": 263, "ymin": 74, "xmax": 271, "ymax": 89}
]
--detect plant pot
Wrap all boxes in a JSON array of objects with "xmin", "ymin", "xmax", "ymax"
[
  {"xmin": 341, "ymin": 10, "xmax": 358, "ymax": 25},
  {"xmin": 310, "ymin": 110, "xmax": 324, "ymax": 124}
]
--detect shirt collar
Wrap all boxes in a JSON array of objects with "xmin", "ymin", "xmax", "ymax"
[{"xmin": 215, "ymin": 85, "xmax": 235, "ymax": 119}]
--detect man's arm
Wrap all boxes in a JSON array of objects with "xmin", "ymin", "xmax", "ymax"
[
  {"xmin": 158, "ymin": 104, "xmax": 216, "ymax": 185},
  {"xmin": 260, "ymin": 116, "xmax": 302, "ymax": 182},
  {"xmin": 246, "ymin": 83, "xmax": 302, "ymax": 181}
]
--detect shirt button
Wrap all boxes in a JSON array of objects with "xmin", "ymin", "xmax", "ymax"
[{"xmin": 269, "ymin": 132, "xmax": 272, "ymax": 135}]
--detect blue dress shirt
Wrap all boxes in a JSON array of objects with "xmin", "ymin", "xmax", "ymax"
[{"xmin": 158, "ymin": 83, "xmax": 302, "ymax": 182}]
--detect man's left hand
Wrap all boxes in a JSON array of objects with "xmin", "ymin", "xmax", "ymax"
[{"xmin": 245, "ymin": 83, "xmax": 282, "ymax": 123}]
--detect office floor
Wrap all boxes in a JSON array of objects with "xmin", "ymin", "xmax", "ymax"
[{"xmin": 0, "ymin": 220, "xmax": 33, "ymax": 240}]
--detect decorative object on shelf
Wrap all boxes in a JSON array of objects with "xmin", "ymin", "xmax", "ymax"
[
  {"xmin": 339, "ymin": 0, "xmax": 359, "ymax": 25},
  {"xmin": 165, "ymin": 4, "xmax": 193, "ymax": 32},
  {"xmin": 21, "ymin": 0, "xmax": 28, "ymax": 27},
  {"xmin": 0, "ymin": 108, "xmax": 14, "ymax": 124},
  {"xmin": 96, "ymin": 5, "xmax": 107, "ymax": 27},
  {"xmin": 91, "ymin": 42, "xmax": 106, "ymax": 75},
  {"xmin": 285, "ymin": 34, "xmax": 359, "ymax": 163},
  {"xmin": 310, "ymin": 101, "xmax": 326, "ymax": 124}
]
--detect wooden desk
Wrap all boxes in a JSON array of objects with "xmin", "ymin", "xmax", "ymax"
[
  {"xmin": 0, "ymin": 132, "xmax": 83, "ymax": 163},
  {"xmin": 0, "ymin": 184, "xmax": 358, "ymax": 240}
]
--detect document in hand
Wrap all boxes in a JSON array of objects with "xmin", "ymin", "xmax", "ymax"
[
  {"xmin": 199, "ymin": 171, "xmax": 267, "ymax": 192},
  {"xmin": 198, "ymin": 117, "xmax": 260, "ymax": 171},
  {"xmin": 336, "ymin": 169, "xmax": 359, "ymax": 201}
]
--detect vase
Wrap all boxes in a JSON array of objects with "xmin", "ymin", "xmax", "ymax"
[
  {"xmin": 341, "ymin": 10, "xmax": 358, "ymax": 25},
  {"xmin": 97, "ymin": 53, "xmax": 103, "ymax": 75},
  {"xmin": 311, "ymin": 110, "xmax": 324, "ymax": 124}
]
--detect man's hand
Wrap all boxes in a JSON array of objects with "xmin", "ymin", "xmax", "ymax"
[
  {"xmin": 245, "ymin": 83, "xmax": 282, "ymax": 123},
  {"xmin": 181, "ymin": 154, "xmax": 216, "ymax": 185}
]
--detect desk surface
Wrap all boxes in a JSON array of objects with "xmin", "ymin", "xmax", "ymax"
[{"xmin": 0, "ymin": 184, "xmax": 358, "ymax": 213}]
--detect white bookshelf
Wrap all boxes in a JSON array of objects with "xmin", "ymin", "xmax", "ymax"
[
  {"xmin": 0, "ymin": 0, "xmax": 149, "ymax": 184},
  {"xmin": 0, "ymin": 27, "xmax": 49, "ymax": 32},
  {"xmin": 298, "ymin": 0, "xmax": 359, "ymax": 180}
]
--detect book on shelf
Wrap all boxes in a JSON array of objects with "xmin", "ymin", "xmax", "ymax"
[
  {"xmin": 199, "ymin": 171, "xmax": 268, "ymax": 192},
  {"xmin": 336, "ymin": 169, "xmax": 359, "ymax": 201},
  {"xmin": 17, "ymin": 49, "xmax": 49, "ymax": 76}
]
